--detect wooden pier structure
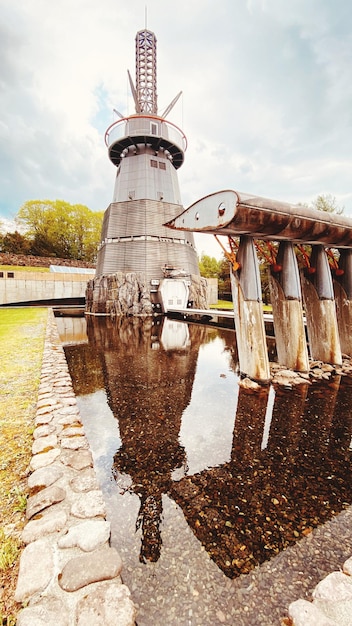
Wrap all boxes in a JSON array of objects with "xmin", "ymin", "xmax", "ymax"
[{"xmin": 166, "ymin": 189, "xmax": 352, "ymax": 382}]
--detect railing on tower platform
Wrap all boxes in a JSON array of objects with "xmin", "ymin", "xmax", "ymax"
[{"xmin": 105, "ymin": 115, "xmax": 187, "ymax": 169}]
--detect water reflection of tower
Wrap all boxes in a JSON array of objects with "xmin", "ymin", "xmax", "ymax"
[
  {"xmin": 86, "ymin": 316, "xmax": 206, "ymax": 562},
  {"xmin": 90, "ymin": 30, "xmax": 200, "ymax": 314}
]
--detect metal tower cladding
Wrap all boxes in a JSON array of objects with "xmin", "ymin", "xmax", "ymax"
[{"xmin": 94, "ymin": 29, "xmax": 200, "ymax": 310}]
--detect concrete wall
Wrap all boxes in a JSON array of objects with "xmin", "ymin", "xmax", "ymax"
[
  {"xmin": 206, "ymin": 278, "xmax": 218, "ymax": 305},
  {"xmin": 0, "ymin": 270, "xmax": 95, "ymax": 305}
]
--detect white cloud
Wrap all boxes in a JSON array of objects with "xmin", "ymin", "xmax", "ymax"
[{"xmin": 0, "ymin": 0, "xmax": 351, "ymax": 251}]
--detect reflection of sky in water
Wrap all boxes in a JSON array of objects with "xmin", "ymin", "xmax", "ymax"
[
  {"xmin": 77, "ymin": 390, "xmax": 121, "ymax": 490},
  {"xmin": 179, "ymin": 336, "xmax": 239, "ymax": 475},
  {"xmin": 261, "ymin": 385, "xmax": 276, "ymax": 450},
  {"xmin": 76, "ymin": 334, "xmax": 239, "ymax": 481}
]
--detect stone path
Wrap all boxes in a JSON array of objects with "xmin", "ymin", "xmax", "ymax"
[
  {"xmin": 15, "ymin": 309, "xmax": 136, "ymax": 625},
  {"xmin": 288, "ymin": 556, "xmax": 352, "ymax": 625}
]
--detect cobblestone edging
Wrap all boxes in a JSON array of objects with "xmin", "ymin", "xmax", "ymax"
[
  {"xmin": 14, "ymin": 309, "xmax": 136, "ymax": 626},
  {"xmin": 288, "ymin": 557, "xmax": 352, "ymax": 626}
]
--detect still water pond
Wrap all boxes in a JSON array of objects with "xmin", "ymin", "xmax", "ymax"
[{"xmin": 59, "ymin": 315, "xmax": 352, "ymax": 626}]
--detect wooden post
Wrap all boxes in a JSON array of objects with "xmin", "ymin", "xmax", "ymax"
[
  {"xmin": 334, "ymin": 248, "xmax": 352, "ymax": 356},
  {"xmin": 301, "ymin": 245, "xmax": 342, "ymax": 365},
  {"xmin": 230, "ymin": 236, "xmax": 270, "ymax": 383},
  {"xmin": 269, "ymin": 241, "xmax": 309, "ymax": 372}
]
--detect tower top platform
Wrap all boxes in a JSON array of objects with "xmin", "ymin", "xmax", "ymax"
[
  {"xmin": 105, "ymin": 114, "xmax": 187, "ymax": 169},
  {"xmin": 106, "ymin": 29, "xmax": 186, "ymax": 169}
]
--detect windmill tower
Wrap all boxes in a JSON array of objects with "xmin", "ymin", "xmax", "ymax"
[{"xmin": 88, "ymin": 29, "xmax": 205, "ymax": 316}]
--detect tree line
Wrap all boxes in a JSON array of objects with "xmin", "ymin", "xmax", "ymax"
[{"xmin": 0, "ymin": 200, "xmax": 104, "ymax": 264}]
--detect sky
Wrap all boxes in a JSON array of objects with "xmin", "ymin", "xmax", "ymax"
[{"xmin": 1, "ymin": 0, "xmax": 352, "ymax": 259}]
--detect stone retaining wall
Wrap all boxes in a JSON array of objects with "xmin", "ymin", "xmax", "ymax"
[
  {"xmin": 0, "ymin": 252, "xmax": 95, "ymax": 269},
  {"xmin": 86, "ymin": 272, "xmax": 208, "ymax": 316},
  {"xmin": 15, "ymin": 309, "xmax": 136, "ymax": 625}
]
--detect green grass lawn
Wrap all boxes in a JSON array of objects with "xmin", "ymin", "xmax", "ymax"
[
  {"xmin": 0, "ymin": 265, "xmax": 49, "ymax": 272},
  {"xmin": 211, "ymin": 300, "xmax": 272, "ymax": 312},
  {"xmin": 210, "ymin": 300, "xmax": 234, "ymax": 310},
  {"xmin": 0, "ymin": 307, "xmax": 47, "ymax": 624}
]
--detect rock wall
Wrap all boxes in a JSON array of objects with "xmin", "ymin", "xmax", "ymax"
[
  {"xmin": 188, "ymin": 273, "xmax": 208, "ymax": 309},
  {"xmin": 85, "ymin": 272, "xmax": 208, "ymax": 316},
  {"xmin": 0, "ymin": 252, "xmax": 95, "ymax": 269}
]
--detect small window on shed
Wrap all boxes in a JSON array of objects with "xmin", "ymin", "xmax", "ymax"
[
  {"xmin": 7, "ymin": 272, "xmax": 14, "ymax": 278},
  {"xmin": 0, "ymin": 272, "xmax": 4, "ymax": 278},
  {"xmin": 159, "ymin": 162, "xmax": 166, "ymax": 170},
  {"xmin": 150, "ymin": 159, "xmax": 158, "ymax": 168}
]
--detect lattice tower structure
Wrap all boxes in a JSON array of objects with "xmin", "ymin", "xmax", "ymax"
[
  {"xmin": 136, "ymin": 29, "xmax": 157, "ymax": 115},
  {"xmin": 95, "ymin": 29, "xmax": 200, "ymax": 300}
]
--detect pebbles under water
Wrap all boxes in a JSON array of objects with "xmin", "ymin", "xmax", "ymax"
[{"xmin": 62, "ymin": 316, "xmax": 352, "ymax": 626}]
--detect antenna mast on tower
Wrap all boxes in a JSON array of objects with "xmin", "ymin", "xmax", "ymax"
[{"xmin": 135, "ymin": 29, "xmax": 157, "ymax": 114}]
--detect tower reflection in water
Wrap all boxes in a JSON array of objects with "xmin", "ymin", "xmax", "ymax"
[
  {"xmin": 64, "ymin": 316, "xmax": 352, "ymax": 579},
  {"xmin": 85, "ymin": 316, "xmax": 209, "ymax": 564}
]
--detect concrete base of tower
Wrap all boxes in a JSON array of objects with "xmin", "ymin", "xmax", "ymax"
[{"xmin": 85, "ymin": 272, "xmax": 208, "ymax": 317}]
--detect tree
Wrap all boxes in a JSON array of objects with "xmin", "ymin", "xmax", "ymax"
[
  {"xmin": 17, "ymin": 200, "xmax": 104, "ymax": 262},
  {"xmin": 311, "ymin": 193, "xmax": 344, "ymax": 215},
  {"xmin": 0, "ymin": 230, "xmax": 32, "ymax": 254},
  {"xmin": 198, "ymin": 253, "xmax": 221, "ymax": 278},
  {"xmin": 198, "ymin": 252, "xmax": 234, "ymax": 297},
  {"xmin": 218, "ymin": 254, "xmax": 232, "ymax": 293},
  {"xmin": 295, "ymin": 194, "xmax": 344, "ymax": 271}
]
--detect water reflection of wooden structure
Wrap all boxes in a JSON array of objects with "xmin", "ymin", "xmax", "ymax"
[
  {"xmin": 171, "ymin": 376, "xmax": 352, "ymax": 579},
  {"xmin": 166, "ymin": 190, "xmax": 352, "ymax": 382}
]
